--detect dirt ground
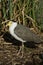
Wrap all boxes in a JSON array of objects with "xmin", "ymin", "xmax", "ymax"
[{"xmin": 0, "ymin": 33, "xmax": 43, "ymax": 65}]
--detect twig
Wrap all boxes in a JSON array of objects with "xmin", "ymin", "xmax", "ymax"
[
  {"xmin": 22, "ymin": 5, "xmax": 25, "ymax": 25},
  {"xmin": 18, "ymin": 17, "xmax": 21, "ymax": 24},
  {"xmin": 25, "ymin": 14, "xmax": 40, "ymax": 33}
]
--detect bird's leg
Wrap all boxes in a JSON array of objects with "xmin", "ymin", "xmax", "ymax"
[
  {"xmin": 17, "ymin": 42, "xmax": 24, "ymax": 58},
  {"xmin": 17, "ymin": 46, "xmax": 22, "ymax": 56},
  {"xmin": 21, "ymin": 42, "xmax": 24, "ymax": 58}
]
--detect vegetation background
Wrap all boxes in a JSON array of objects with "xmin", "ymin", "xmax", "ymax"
[{"xmin": 0, "ymin": 0, "xmax": 43, "ymax": 33}]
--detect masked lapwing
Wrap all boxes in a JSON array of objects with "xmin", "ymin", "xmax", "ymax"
[{"xmin": 2, "ymin": 20, "xmax": 43, "ymax": 57}]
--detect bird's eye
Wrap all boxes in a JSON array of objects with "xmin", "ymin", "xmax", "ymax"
[{"xmin": 5, "ymin": 23, "xmax": 6, "ymax": 25}]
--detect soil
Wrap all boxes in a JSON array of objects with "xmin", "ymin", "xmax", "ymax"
[{"xmin": 0, "ymin": 33, "xmax": 43, "ymax": 65}]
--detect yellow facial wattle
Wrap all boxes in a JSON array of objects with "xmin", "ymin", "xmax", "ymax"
[{"xmin": 6, "ymin": 21, "xmax": 12, "ymax": 27}]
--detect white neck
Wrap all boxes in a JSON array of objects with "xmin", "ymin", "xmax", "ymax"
[
  {"xmin": 9, "ymin": 22, "xmax": 17, "ymax": 34},
  {"xmin": 9, "ymin": 22, "xmax": 26, "ymax": 42}
]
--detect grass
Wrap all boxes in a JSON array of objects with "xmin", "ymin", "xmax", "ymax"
[{"xmin": 0, "ymin": 0, "xmax": 43, "ymax": 32}]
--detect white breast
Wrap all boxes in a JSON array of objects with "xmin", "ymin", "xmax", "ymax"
[{"xmin": 9, "ymin": 22, "xmax": 26, "ymax": 42}]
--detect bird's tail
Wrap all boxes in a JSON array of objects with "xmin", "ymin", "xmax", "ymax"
[{"xmin": 34, "ymin": 35, "xmax": 43, "ymax": 43}]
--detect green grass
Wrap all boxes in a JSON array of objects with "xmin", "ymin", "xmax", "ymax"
[{"xmin": 0, "ymin": 0, "xmax": 43, "ymax": 32}]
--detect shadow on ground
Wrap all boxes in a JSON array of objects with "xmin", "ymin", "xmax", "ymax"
[{"xmin": 3, "ymin": 32, "xmax": 37, "ymax": 48}]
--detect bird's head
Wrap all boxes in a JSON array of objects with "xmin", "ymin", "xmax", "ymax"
[
  {"xmin": 2, "ymin": 20, "xmax": 13, "ymax": 27},
  {"xmin": 2, "ymin": 20, "xmax": 13, "ymax": 32}
]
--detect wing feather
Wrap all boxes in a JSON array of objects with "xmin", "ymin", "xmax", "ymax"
[{"xmin": 14, "ymin": 24, "xmax": 42, "ymax": 43}]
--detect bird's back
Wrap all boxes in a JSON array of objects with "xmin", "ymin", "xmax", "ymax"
[{"xmin": 14, "ymin": 24, "xmax": 43, "ymax": 43}]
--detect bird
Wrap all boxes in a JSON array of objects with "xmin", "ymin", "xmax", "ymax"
[{"xmin": 2, "ymin": 20, "xmax": 43, "ymax": 57}]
